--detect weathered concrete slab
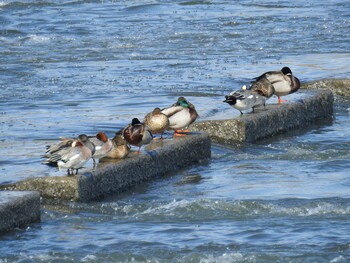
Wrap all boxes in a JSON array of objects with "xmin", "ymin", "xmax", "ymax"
[
  {"xmin": 1, "ymin": 176, "xmax": 79, "ymax": 200},
  {"xmin": 79, "ymin": 132, "xmax": 211, "ymax": 201},
  {"xmin": 0, "ymin": 133, "xmax": 211, "ymax": 201},
  {"xmin": 0, "ymin": 191, "xmax": 40, "ymax": 233},
  {"xmin": 191, "ymin": 89, "xmax": 333, "ymax": 144},
  {"xmin": 302, "ymin": 79, "xmax": 350, "ymax": 97}
]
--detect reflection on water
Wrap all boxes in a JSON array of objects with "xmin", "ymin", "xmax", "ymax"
[{"xmin": 1, "ymin": 0, "xmax": 350, "ymax": 262}]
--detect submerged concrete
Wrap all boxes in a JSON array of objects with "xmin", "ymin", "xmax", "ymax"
[
  {"xmin": 191, "ymin": 89, "xmax": 333, "ymax": 144},
  {"xmin": 0, "ymin": 191, "xmax": 40, "ymax": 233},
  {"xmin": 1, "ymin": 133, "xmax": 211, "ymax": 201}
]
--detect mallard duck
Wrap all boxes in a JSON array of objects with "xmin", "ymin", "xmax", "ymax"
[
  {"xmin": 144, "ymin": 107, "xmax": 169, "ymax": 139},
  {"xmin": 104, "ymin": 132, "xmax": 130, "ymax": 159},
  {"xmin": 223, "ymin": 90, "xmax": 266, "ymax": 115},
  {"xmin": 122, "ymin": 118, "xmax": 153, "ymax": 153},
  {"xmin": 252, "ymin": 66, "xmax": 300, "ymax": 103},
  {"xmin": 161, "ymin": 97, "xmax": 198, "ymax": 135},
  {"xmin": 44, "ymin": 134, "xmax": 94, "ymax": 175}
]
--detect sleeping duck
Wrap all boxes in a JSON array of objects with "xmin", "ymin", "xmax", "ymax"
[
  {"xmin": 223, "ymin": 90, "xmax": 266, "ymax": 115},
  {"xmin": 144, "ymin": 107, "xmax": 169, "ymax": 139},
  {"xmin": 161, "ymin": 97, "xmax": 198, "ymax": 136},
  {"xmin": 89, "ymin": 132, "xmax": 113, "ymax": 166},
  {"xmin": 122, "ymin": 118, "xmax": 153, "ymax": 153},
  {"xmin": 43, "ymin": 134, "xmax": 95, "ymax": 175},
  {"xmin": 104, "ymin": 132, "xmax": 130, "ymax": 159},
  {"xmin": 252, "ymin": 66, "xmax": 300, "ymax": 103}
]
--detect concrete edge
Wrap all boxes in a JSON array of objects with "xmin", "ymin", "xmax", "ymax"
[
  {"xmin": 243, "ymin": 89, "xmax": 333, "ymax": 142},
  {"xmin": 78, "ymin": 132, "xmax": 211, "ymax": 201},
  {"xmin": 0, "ymin": 191, "xmax": 41, "ymax": 233},
  {"xmin": 0, "ymin": 133, "xmax": 211, "ymax": 202},
  {"xmin": 0, "ymin": 176, "xmax": 79, "ymax": 201},
  {"xmin": 301, "ymin": 78, "xmax": 350, "ymax": 97},
  {"xmin": 191, "ymin": 89, "xmax": 334, "ymax": 144}
]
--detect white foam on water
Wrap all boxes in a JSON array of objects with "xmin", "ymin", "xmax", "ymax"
[
  {"xmin": 331, "ymin": 255, "xmax": 347, "ymax": 263},
  {"xmin": 27, "ymin": 34, "xmax": 52, "ymax": 43},
  {"xmin": 81, "ymin": 254, "xmax": 97, "ymax": 262},
  {"xmin": 141, "ymin": 199, "xmax": 192, "ymax": 216},
  {"xmin": 263, "ymin": 201, "xmax": 350, "ymax": 217},
  {"xmin": 199, "ymin": 253, "xmax": 245, "ymax": 263}
]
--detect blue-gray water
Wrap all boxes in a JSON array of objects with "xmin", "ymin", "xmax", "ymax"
[{"xmin": 1, "ymin": 0, "xmax": 350, "ymax": 262}]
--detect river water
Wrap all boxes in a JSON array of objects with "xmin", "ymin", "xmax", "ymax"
[{"xmin": 1, "ymin": 0, "xmax": 350, "ymax": 262}]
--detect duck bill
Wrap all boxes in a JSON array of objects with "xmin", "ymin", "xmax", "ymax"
[{"xmin": 223, "ymin": 98, "xmax": 235, "ymax": 104}]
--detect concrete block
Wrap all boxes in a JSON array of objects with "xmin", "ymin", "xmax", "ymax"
[
  {"xmin": 79, "ymin": 132, "xmax": 211, "ymax": 201},
  {"xmin": 0, "ymin": 133, "xmax": 211, "ymax": 201},
  {"xmin": 191, "ymin": 89, "xmax": 333, "ymax": 144},
  {"xmin": 1, "ymin": 176, "xmax": 79, "ymax": 201},
  {"xmin": 0, "ymin": 191, "xmax": 40, "ymax": 233},
  {"xmin": 302, "ymin": 79, "xmax": 350, "ymax": 97}
]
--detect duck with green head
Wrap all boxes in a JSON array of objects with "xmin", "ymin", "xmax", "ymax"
[{"xmin": 161, "ymin": 97, "xmax": 198, "ymax": 136}]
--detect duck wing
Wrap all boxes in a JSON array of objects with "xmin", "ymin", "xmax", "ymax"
[
  {"xmin": 250, "ymin": 78, "xmax": 275, "ymax": 98},
  {"xmin": 46, "ymin": 137, "xmax": 75, "ymax": 154},
  {"xmin": 60, "ymin": 147, "xmax": 83, "ymax": 163},
  {"xmin": 252, "ymin": 70, "xmax": 281, "ymax": 82},
  {"xmin": 161, "ymin": 105, "xmax": 184, "ymax": 118},
  {"xmin": 122, "ymin": 124, "xmax": 143, "ymax": 146}
]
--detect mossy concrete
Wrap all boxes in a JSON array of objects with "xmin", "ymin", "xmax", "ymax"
[
  {"xmin": 0, "ymin": 133, "xmax": 211, "ymax": 201},
  {"xmin": 0, "ymin": 191, "xmax": 40, "ymax": 233},
  {"xmin": 191, "ymin": 89, "xmax": 333, "ymax": 144},
  {"xmin": 302, "ymin": 79, "xmax": 350, "ymax": 97}
]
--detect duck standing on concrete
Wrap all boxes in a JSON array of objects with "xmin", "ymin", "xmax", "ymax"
[
  {"xmin": 89, "ymin": 132, "xmax": 113, "ymax": 166},
  {"xmin": 44, "ymin": 138, "xmax": 76, "ymax": 165},
  {"xmin": 57, "ymin": 140, "xmax": 93, "ymax": 176},
  {"xmin": 44, "ymin": 134, "xmax": 94, "ymax": 165},
  {"xmin": 122, "ymin": 118, "xmax": 153, "ymax": 153},
  {"xmin": 44, "ymin": 134, "xmax": 95, "ymax": 175},
  {"xmin": 144, "ymin": 107, "xmax": 169, "ymax": 139},
  {"xmin": 223, "ymin": 90, "xmax": 266, "ymax": 115},
  {"xmin": 252, "ymin": 66, "xmax": 300, "ymax": 103},
  {"xmin": 104, "ymin": 132, "xmax": 130, "ymax": 159},
  {"xmin": 161, "ymin": 97, "xmax": 199, "ymax": 136}
]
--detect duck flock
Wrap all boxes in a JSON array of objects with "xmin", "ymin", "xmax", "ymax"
[{"xmin": 42, "ymin": 67, "xmax": 300, "ymax": 175}]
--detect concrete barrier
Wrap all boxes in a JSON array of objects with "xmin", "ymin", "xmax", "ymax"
[
  {"xmin": 0, "ymin": 191, "xmax": 40, "ymax": 233},
  {"xmin": 191, "ymin": 89, "xmax": 333, "ymax": 144},
  {"xmin": 1, "ymin": 133, "xmax": 211, "ymax": 201}
]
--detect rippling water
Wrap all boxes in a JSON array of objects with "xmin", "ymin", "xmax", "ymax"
[{"xmin": 1, "ymin": 0, "xmax": 350, "ymax": 262}]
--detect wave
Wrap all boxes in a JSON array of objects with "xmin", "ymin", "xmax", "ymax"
[
  {"xmin": 68, "ymin": 198, "xmax": 350, "ymax": 222},
  {"xmin": 0, "ymin": 0, "xmax": 103, "ymax": 9},
  {"xmin": 2, "ymin": 250, "xmax": 347, "ymax": 263},
  {"xmin": 0, "ymin": 1, "xmax": 55, "ymax": 9}
]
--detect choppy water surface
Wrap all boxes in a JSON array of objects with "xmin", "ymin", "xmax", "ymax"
[{"xmin": 1, "ymin": 0, "xmax": 350, "ymax": 262}]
